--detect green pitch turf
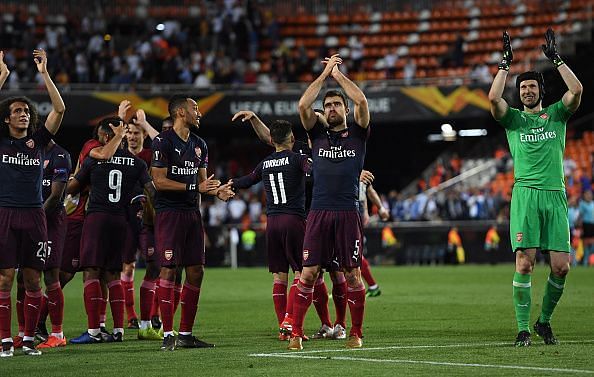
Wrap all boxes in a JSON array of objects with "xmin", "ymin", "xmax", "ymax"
[{"xmin": 4, "ymin": 264, "xmax": 594, "ymax": 376}]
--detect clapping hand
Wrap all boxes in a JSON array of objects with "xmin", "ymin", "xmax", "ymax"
[{"xmin": 321, "ymin": 54, "xmax": 342, "ymax": 78}]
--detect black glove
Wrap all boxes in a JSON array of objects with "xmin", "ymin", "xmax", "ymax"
[
  {"xmin": 498, "ymin": 31, "xmax": 513, "ymax": 71},
  {"xmin": 541, "ymin": 28, "xmax": 564, "ymax": 67}
]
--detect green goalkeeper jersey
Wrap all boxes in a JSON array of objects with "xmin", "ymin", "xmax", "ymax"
[{"xmin": 499, "ymin": 100, "xmax": 573, "ymax": 191}]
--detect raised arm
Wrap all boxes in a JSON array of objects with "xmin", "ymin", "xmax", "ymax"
[
  {"xmin": 331, "ymin": 65, "xmax": 369, "ymax": 128},
  {"xmin": 89, "ymin": 122, "xmax": 125, "ymax": 160},
  {"xmin": 541, "ymin": 28, "xmax": 583, "ymax": 112},
  {"xmin": 0, "ymin": 51, "xmax": 9, "ymax": 91},
  {"xmin": 35, "ymin": 49, "xmax": 66, "ymax": 134},
  {"xmin": 298, "ymin": 54, "xmax": 342, "ymax": 130},
  {"xmin": 488, "ymin": 32, "xmax": 512, "ymax": 120},
  {"xmin": 133, "ymin": 109, "xmax": 159, "ymax": 140},
  {"xmin": 232, "ymin": 110, "xmax": 272, "ymax": 146}
]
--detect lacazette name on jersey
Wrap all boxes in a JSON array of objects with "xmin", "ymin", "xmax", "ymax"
[{"xmin": 97, "ymin": 156, "xmax": 137, "ymax": 166}]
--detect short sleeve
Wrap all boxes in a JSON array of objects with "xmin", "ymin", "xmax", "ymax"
[
  {"xmin": 78, "ymin": 139, "xmax": 102, "ymax": 166},
  {"xmin": 498, "ymin": 107, "xmax": 519, "ymax": 130},
  {"xmin": 550, "ymin": 100, "xmax": 573, "ymax": 124},
  {"xmin": 151, "ymin": 136, "xmax": 170, "ymax": 168},
  {"xmin": 351, "ymin": 123, "xmax": 370, "ymax": 141},
  {"xmin": 136, "ymin": 158, "xmax": 152, "ymax": 185},
  {"xmin": 306, "ymin": 120, "xmax": 324, "ymax": 141},
  {"xmin": 199, "ymin": 140, "xmax": 208, "ymax": 169},
  {"xmin": 52, "ymin": 151, "xmax": 72, "ymax": 183},
  {"xmin": 32, "ymin": 126, "xmax": 53, "ymax": 148},
  {"xmin": 296, "ymin": 153, "xmax": 312, "ymax": 175}
]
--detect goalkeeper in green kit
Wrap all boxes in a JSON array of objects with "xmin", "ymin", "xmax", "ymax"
[{"xmin": 488, "ymin": 28, "xmax": 583, "ymax": 347}]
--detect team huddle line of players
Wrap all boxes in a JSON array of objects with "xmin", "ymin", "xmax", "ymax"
[{"xmin": 0, "ymin": 26, "xmax": 584, "ymax": 357}]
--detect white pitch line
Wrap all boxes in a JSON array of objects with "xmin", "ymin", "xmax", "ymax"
[
  {"xmin": 249, "ymin": 354, "xmax": 594, "ymax": 374},
  {"xmin": 251, "ymin": 339, "xmax": 594, "ymax": 356}
]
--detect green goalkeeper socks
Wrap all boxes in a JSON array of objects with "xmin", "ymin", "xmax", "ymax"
[
  {"xmin": 513, "ymin": 272, "xmax": 531, "ymax": 332},
  {"xmin": 539, "ymin": 273, "xmax": 566, "ymax": 323}
]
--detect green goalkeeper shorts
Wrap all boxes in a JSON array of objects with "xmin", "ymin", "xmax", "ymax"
[{"xmin": 510, "ymin": 185, "xmax": 570, "ymax": 253}]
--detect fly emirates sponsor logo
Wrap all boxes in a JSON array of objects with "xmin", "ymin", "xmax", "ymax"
[
  {"xmin": 318, "ymin": 145, "xmax": 356, "ymax": 159},
  {"xmin": 172, "ymin": 160, "xmax": 199, "ymax": 175},
  {"xmin": 520, "ymin": 127, "xmax": 557, "ymax": 143},
  {"xmin": 1, "ymin": 152, "xmax": 41, "ymax": 166}
]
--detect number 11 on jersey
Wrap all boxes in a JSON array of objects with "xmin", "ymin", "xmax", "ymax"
[{"xmin": 269, "ymin": 172, "xmax": 287, "ymax": 204}]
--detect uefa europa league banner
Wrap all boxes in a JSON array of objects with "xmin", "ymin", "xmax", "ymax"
[{"xmin": 8, "ymin": 85, "xmax": 504, "ymax": 128}]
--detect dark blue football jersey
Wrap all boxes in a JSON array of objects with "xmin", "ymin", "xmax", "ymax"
[
  {"xmin": 151, "ymin": 129, "xmax": 208, "ymax": 212},
  {"xmin": 0, "ymin": 126, "xmax": 53, "ymax": 207},
  {"xmin": 75, "ymin": 148, "xmax": 151, "ymax": 215},
  {"xmin": 234, "ymin": 150, "xmax": 311, "ymax": 217},
  {"xmin": 307, "ymin": 121, "xmax": 368, "ymax": 210},
  {"xmin": 42, "ymin": 143, "xmax": 72, "ymax": 208}
]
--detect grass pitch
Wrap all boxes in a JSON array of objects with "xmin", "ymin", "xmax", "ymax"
[{"xmin": 4, "ymin": 264, "xmax": 594, "ymax": 376}]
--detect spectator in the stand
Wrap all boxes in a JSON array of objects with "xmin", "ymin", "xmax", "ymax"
[
  {"xmin": 441, "ymin": 34, "xmax": 465, "ymax": 68},
  {"xmin": 384, "ymin": 47, "xmax": 398, "ymax": 79},
  {"xmin": 452, "ymin": 34, "xmax": 465, "ymax": 67},
  {"xmin": 248, "ymin": 194, "xmax": 262, "ymax": 223},
  {"xmin": 194, "ymin": 69, "xmax": 213, "ymax": 89},
  {"xmin": 469, "ymin": 62, "xmax": 491, "ymax": 84},
  {"xmin": 75, "ymin": 52, "xmax": 89, "ymax": 83},
  {"xmin": 227, "ymin": 194, "xmax": 247, "ymax": 224},
  {"xmin": 579, "ymin": 190, "xmax": 594, "ymax": 266},
  {"xmin": 348, "ymin": 36, "xmax": 364, "ymax": 73},
  {"xmin": 568, "ymin": 195, "xmax": 581, "ymax": 266},
  {"xmin": 449, "ymin": 153, "xmax": 461, "ymax": 176},
  {"xmin": 467, "ymin": 188, "xmax": 488, "ymax": 219},
  {"xmin": 443, "ymin": 190, "xmax": 466, "ymax": 220},
  {"xmin": 410, "ymin": 192, "xmax": 428, "ymax": 220},
  {"xmin": 563, "ymin": 156, "xmax": 577, "ymax": 178},
  {"xmin": 568, "ymin": 195, "xmax": 581, "ymax": 231},
  {"xmin": 424, "ymin": 194, "xmax": 439, "ymax": 220},
  {"xmin": 403, "ymin": 58, "xmax": 416, "ymax": 86},
  {"xmin": 208, "ymin": 199, "xmax": 228, "ymax": 226},
  {"xmin": 110, "ymin": 62, "xmax": 134, "ymax": 85},
  {"xmin": 494, "ymin": 144, "xmax": 511, "ymax": 173}
]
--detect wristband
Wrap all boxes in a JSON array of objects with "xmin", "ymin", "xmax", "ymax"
[
  {"xmin": 186, "ymin": 183, "xmax": 196, "ymax": 192},
  {"xmin": 551, "ymin": 54, "xmax": 565, "ymax": 68},
  {"xmin": 498, "ymin": 60, "xmax": 511, "ymax": 71}
]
